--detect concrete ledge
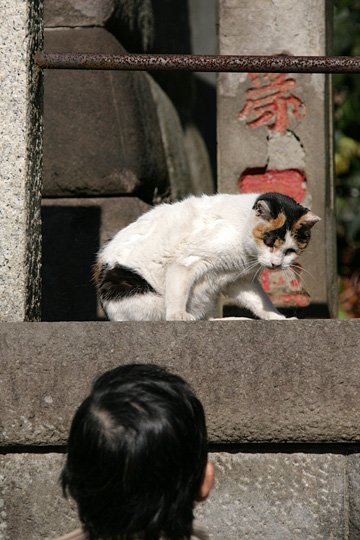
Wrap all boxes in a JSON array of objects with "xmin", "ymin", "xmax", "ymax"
[
  {"xmin": 0, "ymin": 452, "xmax": 352, "ymax": 540},
  {"xmin": 1, "ymin": 321, "xmax": 360, "ymax": 446}
]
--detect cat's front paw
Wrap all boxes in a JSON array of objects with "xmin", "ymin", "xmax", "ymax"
[
  {"xmin": 262, "ymin": 312, "xmax": 286, "ymax": 320},
  {"xmin": 265, "ymin": 314, "xmax": 298, "ymax": 320},
  {"xmin": 166, "ymin": 311, "xmax": 197, "ymax": 321}
]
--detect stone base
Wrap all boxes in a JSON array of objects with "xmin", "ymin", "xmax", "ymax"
[
  {"xmin": 1, "ymin": 451, "xmax": 358, "ymax": 540},
  {"xmin": 1, "ymin": 321, "xmax": 360, "ymax": 538}
]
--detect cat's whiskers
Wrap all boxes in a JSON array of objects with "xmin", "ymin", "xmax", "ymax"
[
  {"xmin": 286, "ymin": 265, "xmax": 312, "ymax": 292},
  {"xmin": 288, "ymin": 266, "xmax": 312, "ymax": 291},
  {"xmin": 235, "ymin": 256, "xmax": 263, "ymax": 282},
  {"xmin": 239, "ymin": 259, "xmax": 261, "ymax": 276},
  {"xmin": 291, "ymin": 263, "xmax": 314, "ymax": 280},
  {"xmin": 252, "ymin": 264, "xmax": 264, "ymax": 284},
  {"xmin": 284, "ymin": 267, "xmax": 300, "ymax": 288}
]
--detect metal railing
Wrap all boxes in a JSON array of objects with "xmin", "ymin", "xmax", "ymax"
[{"xmin": 34, "ymin": 52, "xmax": 360, "ymax": 73}]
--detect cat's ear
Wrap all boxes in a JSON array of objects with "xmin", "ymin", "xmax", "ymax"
[
  {"xmin": 301, "ymin": 211, "xmax": 321, "ymax": 228},
  {"xmin": 254, "ymin": 199, "xmax": 272, "ymax": 221}
]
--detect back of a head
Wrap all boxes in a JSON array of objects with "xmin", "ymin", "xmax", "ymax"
[{"xmin": 61, "ymin": 364, "xmax": 208, "ymax": 540}]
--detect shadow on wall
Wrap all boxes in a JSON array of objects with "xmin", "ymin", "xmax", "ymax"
[
  {"xmin": 193, "ymin": 75, "xmax": 217, "ymax": 181},
  {"xmin": 41, "ymin": 205, "xmax": 103, "ymax": 321}
]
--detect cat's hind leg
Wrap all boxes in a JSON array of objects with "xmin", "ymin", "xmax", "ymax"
[
  {"xmin": 96, "ymin": 263, "xmax": 165, "ymax": 321},
  {"xmin": 103, "ymin": 293, "xmax": 165, "ymax": 321}
]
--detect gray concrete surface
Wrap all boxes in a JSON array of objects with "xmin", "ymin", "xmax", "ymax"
[
  {"xmin": 0, "ymin": 451, "xmax": 356, "ymax": 540},
  {"xmin": 147, "ymin": 76, "xmax": 213, "ymax": 199},
  {"xmin": 44, "ymin": 0, "xmax": 116, "ymax": 27},
  {"xmin": 348, "ymin": 453, "xmax": 360, "ymax": 539},
  {"xmin": 217, "ymin": 0, "xmax": 336, "ymax": 315},
  {"xmin": 43, "ymin": 26, "xmax": 213, "ymax": 202},
  {"xmin": 197, "ymin": 452, "xmax": 346, "ymax": 540},
  {"xmin": 1, "ymin": 320, "xmax": 360, "ymax": 446},
  {"xmin": 0, "ymin": 0, "xmax": 43, "ymax": 321},
  {"xmin": 43, "ymin": 28, "xmax": 168, "ymax": 202}
]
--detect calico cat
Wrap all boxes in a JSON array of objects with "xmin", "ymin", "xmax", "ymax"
[{"xmin": 95, "ymin": 192, "xmax": 320, "ymax": 321}]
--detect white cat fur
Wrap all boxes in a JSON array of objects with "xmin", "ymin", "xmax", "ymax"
[{"xmin": 98, "ymin": 193, "xmax": 315, "ymax": 321}]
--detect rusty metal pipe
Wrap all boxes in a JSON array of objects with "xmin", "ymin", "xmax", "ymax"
[{"xmin": 34, "ymin": 51, "xmax": 360, "ymax": 73}]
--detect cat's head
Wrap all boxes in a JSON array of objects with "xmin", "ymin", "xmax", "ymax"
[{"xmin": 251, "ymin": 192, "xmax": 320, "ymax": 269}]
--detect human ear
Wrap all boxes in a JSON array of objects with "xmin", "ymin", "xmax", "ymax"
[{"xmin": 197, "ymin": 462, "xmax": 215, "ymax": 502}]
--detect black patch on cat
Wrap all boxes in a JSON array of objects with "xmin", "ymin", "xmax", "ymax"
[
  {"xmin": 293, "ymin": 223, "xmax": 312, "ymax": 249},
  {"xmin": 253, "ymin": 192, "xmax": 308, "ymax": 227},
  {"xmin": 262, "ymin": 227, "xmax": 286, "ymax": 247},
  {"xmin": 98, "ymin": 264, "xmax": 157, "ymax": 301}
]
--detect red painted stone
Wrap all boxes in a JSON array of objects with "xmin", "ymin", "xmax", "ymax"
[
  {"xmin": 269, "ymin": 292, "xmax": 310, "ymax": 307},
  {"xmin": 239, "ymin": 169, "xmax": 306, "ymax": 203},
  {"xmin": 260, "ymin": 265, "xmax": 309, "ymax": 307},
  {"xmin": 238, "ymin": 73, "xmax": 305, "ymax": 133}
]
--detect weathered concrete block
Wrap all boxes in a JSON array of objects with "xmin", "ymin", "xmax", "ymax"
[
  {"xmin": 196, "ymin": 453, "xmax": 345, "ymax": 540},
  {"xmin": 0, "ymin": 452, "xmax": 347, "ymax": 540},
  {"xmin": 1, "ymin": 321, "xmax": 360, "ymax": 446},
  {"xmin": 0, "ymin": 0, "xmax": 43, "ymax": 321},
  {"xmin": 147, "ymin": 76, "xmax": 214, "ymax": 199},
  {"xmin": 44, "ymin": 0, "xmax": 116, "ymax": 28},
  {"xmin": 0, "ymin": 454, "xmax": 77, "ymax": 540},
  {"xmin": 348, "ymin": 453, "xmax": 360, "ymax": 539},
  {"xmin": 43, "ymin": 28, "xmax": 168, "ymax": 201},
  {"xmin": 41, "ymin": 197, "xmax": 150, "ymax": 321},
  {"xmin": 217, "ymin": 0, "xmax": 336, "ymax": 315},
  {"xmin": 184, "ymin": 123, "xmax": 214, "ymax": 195}
]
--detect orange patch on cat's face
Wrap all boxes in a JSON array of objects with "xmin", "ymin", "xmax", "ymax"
[{"xmin": 252, "ymin": 212, "xmax": 286, "ymax": 247}]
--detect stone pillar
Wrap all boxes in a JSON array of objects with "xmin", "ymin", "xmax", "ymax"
[
  {"xmin": 0, "ymin": 0, "xmax": 43, "ymax": 321},
  {"xmin": 218, "ymin": 0, "xmax": 336, "ymax": 317}
]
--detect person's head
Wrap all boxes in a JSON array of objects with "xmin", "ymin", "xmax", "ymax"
[{"xmin": 61, "ymin": 363, "xmax": 214, "ymax": 540}]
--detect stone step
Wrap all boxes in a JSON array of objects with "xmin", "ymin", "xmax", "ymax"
[
  {"xmin": 2, "ymin": 450, "xmax": 358, "ymax": 540},
  {"xmin": 1, "ymin": 320, "xmax": 360, "ymax": 447},
  {"xmin": 2, "ymin": 320, "xmax": 360, "ymax": 539}
]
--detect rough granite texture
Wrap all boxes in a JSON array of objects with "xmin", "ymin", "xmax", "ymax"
[
  {"xmin": 0, "ymin": 0, "xmax": 43, "ymax": 321},
  {"xmin": 41, "ymin": 197, "xmax": 151, "ymax": 321},
  {"xmin": 196, "ymin": 453, "xmax": 346, "ymax": 540},
  {"xmin": 0, "ymin": 452, "xmax": 353, "ymax": 540},
  {"xmin": 217, "ymin": 0, "xmax": 336, "ymax": 314},
  {"xmin": 1, "ymin": 320, "xmax": 360, "ymax": 446},
  {"xmin": 348, "ymin": 454, "xmax": 360, "ymax": 539}
]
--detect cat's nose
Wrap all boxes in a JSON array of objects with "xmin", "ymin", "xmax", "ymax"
[{"xmin": 271, "ymin": 263, "xmax": 281, "ymax": 269}]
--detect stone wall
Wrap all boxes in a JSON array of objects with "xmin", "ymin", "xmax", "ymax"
[
  {"xmin": 0, "ymin": 0, "xmax": 43, "ymax": 321},
  {"xmin": 1, "ymin": 321, "xmax": 360, "ymax": 539}
]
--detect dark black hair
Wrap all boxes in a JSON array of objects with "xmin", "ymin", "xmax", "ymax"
[{"xmin": 61, "ymin": 364, "xmax": 208, "ymax": 540}]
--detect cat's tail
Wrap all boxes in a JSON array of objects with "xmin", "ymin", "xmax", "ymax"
[{"xmin": 93, "ymin": 261, "xmax": 162, "ymax": 321}]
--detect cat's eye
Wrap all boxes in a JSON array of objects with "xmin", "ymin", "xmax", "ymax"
[
  {"xmin": 285, "ymin": 248, "xmax": 297, "ymax": 256},
  {"xmin": 263, "ymin": 236, "xmax": 274, "ymax": 247}
]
